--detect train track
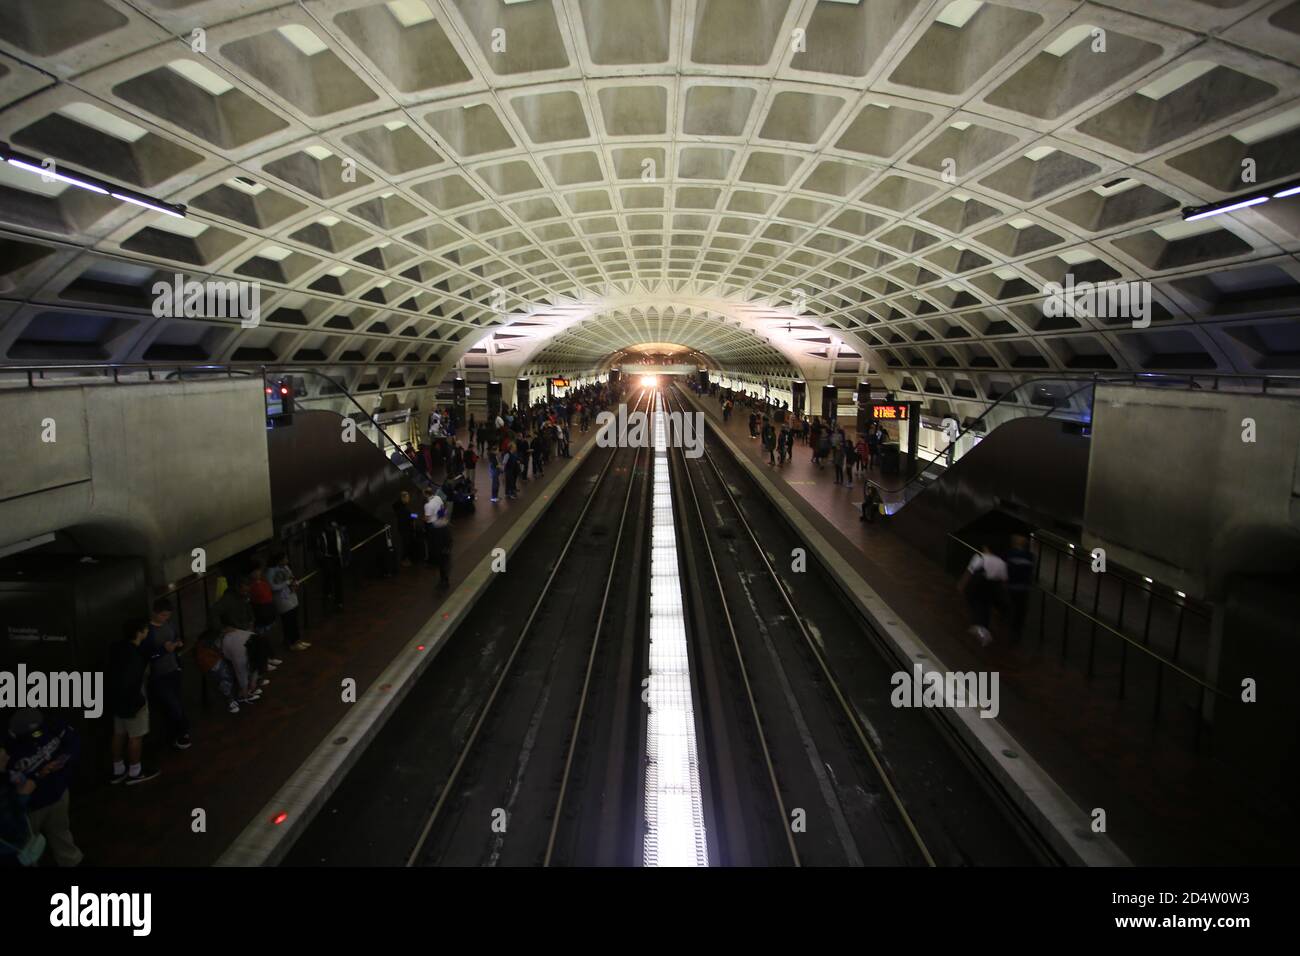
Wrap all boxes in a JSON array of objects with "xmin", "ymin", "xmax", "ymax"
[
  {"xmin": 670, "ymin": 382, "xmax": 1034, "ymax": 868},
  {"xmin": 405, "ymin": 389, "xmax": 651, "ymax": 867}
]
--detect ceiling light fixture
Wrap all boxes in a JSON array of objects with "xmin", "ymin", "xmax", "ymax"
[
  {"xmin": 1182, "ymin": 176, "xmax": 1300, "ymax": 222},
  {"xmin": 1, "ymin": 142, "xmax": 186, "ymax": 217}
]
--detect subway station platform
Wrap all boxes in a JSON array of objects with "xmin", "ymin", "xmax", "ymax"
[
  {"xmin": 682, "ymin": 388, "xmax": 1296, "ymax": 865},
  {"xmin": 69, "ymin": 425, "xmax": 599, "ymax": 867}
]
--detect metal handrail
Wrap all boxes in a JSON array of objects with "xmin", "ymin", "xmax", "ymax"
[
  {"xmin": 1031, "ymin": 528, "xmax": 1211, "ymax": 620},
  {"xmin": 951, "ymin": 534, "xmax": 1223, "ymax": 686}
]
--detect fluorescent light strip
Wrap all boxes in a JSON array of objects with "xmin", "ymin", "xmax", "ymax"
[
  {"xmin": 3, "ymin": 148, "xmax": 185, "ymax": 218},
  {"xmin": 643, "ymin": 394, "xmax": 709, "ymax": 867},
  {"xmin": 1183, "ymin": 195, "xmax": 1269, "ymax": 221},
  {"xmin": 6, "ymin": 158, "xmax": 108, "ymax": 194},
  {"xmin": 111, "ymin": 191, "xmax": 184, "ymax": 217}
]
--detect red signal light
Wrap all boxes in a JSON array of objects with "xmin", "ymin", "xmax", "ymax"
[
  {"xmin": 272, "ymin": 812, "xmax": 288, "ymax": 825},
  {"xmin": 280, "ymin": 386, "xmax": 289, "ymax": 395}
]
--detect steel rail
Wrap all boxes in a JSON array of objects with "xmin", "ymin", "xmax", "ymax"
[
  {"xmin": 542, "ymin": 421, "xmax": 647, "ymax": 866},
  {"xmin": 668, "ymin": 386, "xmax": 937, "ymax": 867},
  {"xmin": 405, "ymin": 389, "xmax": 649, "ymax": 867},
  {"xmin": 665, "ymin": 390, "xmax": 801, "ymax": 867}
]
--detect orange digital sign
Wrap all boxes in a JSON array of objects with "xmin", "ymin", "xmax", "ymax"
[
  {"xmin": 872, "ymin": 404, "xmax": 908, "ymax": 420},
  {"xmin": 551, "ymin": 378, "xmax": 570, "ymax": 387}
]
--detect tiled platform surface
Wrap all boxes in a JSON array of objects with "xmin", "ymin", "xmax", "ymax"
[{"xmin": 686, "ymin": 388, "xmax": 1294, "ymax": 866}]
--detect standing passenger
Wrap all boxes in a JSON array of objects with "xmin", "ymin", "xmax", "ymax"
[
  {"xmin": 958, "ymin": 545, "xmax": 1009, "ymax": 647},
  {"xmin": 5, "ymin": 709, "xmax": 84, "ymax": 865},
  {"xmin": 145, "ymin": 598, "xmax": 191, "ymax": 751},
  {"xmin": 504, "ymin": 443, "xmax": 520, "ymax": 500},
  {"xmin": 108, "ymin": 620, "xmax": 160, "ymax": 785},
  {"xmin": 267, "ymin": 551, "xmax": 309, "ymax": 652}
]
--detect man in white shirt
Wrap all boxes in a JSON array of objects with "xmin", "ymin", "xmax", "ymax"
[
  {"xmin": 958, "ymin": 545, "xmax": 1008, "ymax": 647},
  {"xmin": 423, "ymin": 485, "xmax": 452, "ymax": 589}
]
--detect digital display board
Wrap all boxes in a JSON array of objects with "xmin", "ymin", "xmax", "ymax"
[
  {"xmin": 551, "ymin": 378, "xmax": 570, "ymax": 388},
  {"xmin": 871, "ymin": 403, "xmax": 909, "ymax": 421}
]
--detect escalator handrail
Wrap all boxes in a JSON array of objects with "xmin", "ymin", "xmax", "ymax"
[{"xmin": 868, "ymin": 375, "xmax": 1100, "ymax": 503}]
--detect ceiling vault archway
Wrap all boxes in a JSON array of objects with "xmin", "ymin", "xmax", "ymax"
[{"xmin": 0, "ymin": 0, "xmax": 1297, "ymax": 417}]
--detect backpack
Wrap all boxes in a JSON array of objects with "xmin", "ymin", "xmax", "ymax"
[{"xmin": 194, "ymin": 635, "xmax": 223, "ymax": 674}]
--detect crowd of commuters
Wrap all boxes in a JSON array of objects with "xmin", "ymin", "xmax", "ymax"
[
  {"xmin": 695, "ymin": 377, "xmax": 1038, "ymax": 650},
  {"xmin": 703, "ymin": 380, "xmax": 892, "ymax": 524}
]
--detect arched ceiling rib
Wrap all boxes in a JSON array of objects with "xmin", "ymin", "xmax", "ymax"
[
  {"xmin": 1, "ymin": 0, "xmax": 1299, "ymax": 403},
  {"xmin": 524, "ymin": 305, "xmax": 798, "ymax": 375}
]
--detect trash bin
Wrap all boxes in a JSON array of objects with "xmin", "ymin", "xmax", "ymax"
[{"xmin": 880, "ymin": 442, "xmax": 901, "ymax": 475}]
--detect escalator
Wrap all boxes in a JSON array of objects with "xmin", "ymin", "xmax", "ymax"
[{"xmin": 874, "ymin": 378, "xmax": 1095, "ymax": 564}]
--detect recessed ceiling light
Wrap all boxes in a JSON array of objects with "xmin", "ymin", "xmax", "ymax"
[
  {"xmin": 166, "ymin": 59, "xmax": 233, "ymax": 96},
  {"xmin": 935, "ymin": 0, "xmax": 984, "ymax": 29},
  {"xmin": 1024, "ymin": 145, "xmax": 1056, "ymax": 161},
  {"xmin": 259, "ymin": 245, "xmax": 292, "ymax": 262},
  {"xmin": 227, "ymin": 177, "xmax": 266, "ymax": 196},
  {"xmin": 303, "ymin": 145, "xmax": 333, "ymax": 160},
  {"xmin": 1154, "ymin": 218, "xmax": 1222, "ymax": 240},
  {"xmin": 151, "ymin": 214, "xmax": 208, "ymax": 238},
  {"xmin": 59, "ymin": 102, "xmax": 147, "ymax": 143},
  {"xmin": 277, "ymin": 25, "xmax": 329, "ymax": 57},
  {"xmin": 1230, "ymin": 105, "xmax": 1300, "ymax": 145},
  {"xmin": 1043, "ymin": 24, "xmax": 1094, "ymax": 58},
  {"xmin": 385, "ymin": 0, "xmax": 434, "ymax": 27},
  {"xmin": 1137, "ymin": 61, "xmax": 1216, "ymax": 100}
]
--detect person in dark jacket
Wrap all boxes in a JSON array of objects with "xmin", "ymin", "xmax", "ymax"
[
  {"xmin": 504, "ymin": 443, "xmax": 520, "ymax": 500},
  {"xmin": 146, "ymin": 597, "xmax": 191, "ymax": 751},
  {"xmin": 209, "ymin": 575, "xmax": 255, "ymax": 634},
  {"xmin": 5, "ymin": 709, "xmax": 83, "ymax": 865},
  {"xmin": 516, "ymin": 434, "xmax": 530, "ymax": 481},
  {"xmin": 108, "ymin": 618, "xmax": 160, "ymax": 786},
  {"xmin": 0, "ymin": 744, "xmax": 39, "ymax": 867},
  {"xmin": 761, "ymin": 417, "xmax": 776, "ymax": 465}
]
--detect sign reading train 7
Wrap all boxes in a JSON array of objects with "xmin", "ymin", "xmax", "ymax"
[{"xmin": 871, "ymin": 404, "xmax": 909, "ymax": 420}]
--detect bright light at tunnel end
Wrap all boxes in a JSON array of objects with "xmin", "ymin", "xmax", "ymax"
[{"xmin": 641, "ymin": 374, "xmax": 659, "ymax": 388}]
